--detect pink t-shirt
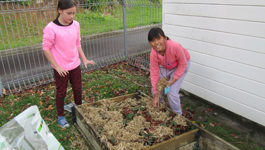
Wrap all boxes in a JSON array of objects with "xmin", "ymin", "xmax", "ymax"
[
  {"xmin": 42, "ymin": 20, "xmax": 81, "ymax": 71},
  {"xmin": 150, "ymin": 39, "xmax": 190, "ymax": 94}
]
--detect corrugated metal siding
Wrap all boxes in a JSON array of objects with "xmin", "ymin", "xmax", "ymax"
[{"xmin": 163, "ymin": 0, "xmax": 265, "ymax": 126}]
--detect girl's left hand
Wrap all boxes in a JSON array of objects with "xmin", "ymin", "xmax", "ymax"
[{"xmin": 83, "ymin": 59, "xmax": 96, "ymax": 68}]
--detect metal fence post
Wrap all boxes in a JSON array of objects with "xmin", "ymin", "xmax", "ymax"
[
  {"xmin": 122, "ymin": 0, "xmax": 128, "ymax": 60},
  {"xmin": 0, "ymin": 76, "xmax": 3, "ymax": 97}
]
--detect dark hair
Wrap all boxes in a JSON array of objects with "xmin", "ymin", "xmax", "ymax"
[
  {"xmin": 56, "ymin": 0, "xmax": 77, "ymax": 18},
  {"xmin": 148, "ymin": 27, "xmax": 169, "ymax": 42}
]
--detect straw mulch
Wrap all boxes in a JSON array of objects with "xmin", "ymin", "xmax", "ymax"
[
  {"xmin": 81, "ymin": 96, "xmax": 188, "ymax": 150},
  {"xmin": 157, "ymin": 77, "xmax": 169, "ymax": 98}
]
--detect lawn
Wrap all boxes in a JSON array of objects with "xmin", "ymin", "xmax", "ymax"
[
  {"xmin": 0, "ymin": 1, "xmax": 162, "ymax": 50},
  {"xmin": 0, "ymin": 61, "xmax": 152, "ymax": 149},
  {"xmin": 1, "ymin": 61, "xmax": 264, "ymax": 150}
]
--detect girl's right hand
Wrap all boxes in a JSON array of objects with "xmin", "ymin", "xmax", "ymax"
[
  {"xmin": 55, "ymin": 66, "xmax": 69, "ymax": 77},
  {"xmin": 153, "ymin": 97, "xmax": 160, "ymax": 108}
]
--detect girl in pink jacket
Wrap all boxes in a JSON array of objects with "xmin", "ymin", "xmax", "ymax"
[
  {"xmin": 148, "ymin": 28, "xmax": 190, "ymax": 114},
  {"xmin": 42, "ymin": 0, "xmax": 96, "ymax": 128}
]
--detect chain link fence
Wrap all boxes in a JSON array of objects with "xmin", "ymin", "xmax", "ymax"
[{"xmin": 0, "ymin": 0, "xmax": 161, "ymax": 94}]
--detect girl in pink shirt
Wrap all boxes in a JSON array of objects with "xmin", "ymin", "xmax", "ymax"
[
  {"xmin": 42, "ymin": 0, "xmax": 96, "ymax": 128},
  {"xmin": 148, "ymin": 28, "xmax": 190, "ymax": 114}
]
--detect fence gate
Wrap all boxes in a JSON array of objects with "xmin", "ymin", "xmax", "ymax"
[{"xmin": 0, "ymin": 0, "xmax": 161, "ymax": 95}]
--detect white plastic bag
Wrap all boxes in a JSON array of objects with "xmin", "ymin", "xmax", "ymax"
[{"xmin": 0, "ymin": 105, "xmax": 64, "ymax": 150}]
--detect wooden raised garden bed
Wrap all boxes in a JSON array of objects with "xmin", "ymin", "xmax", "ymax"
[{"xmin": 73, "ymin": 92, "xmax": 199, "ymax": 150}]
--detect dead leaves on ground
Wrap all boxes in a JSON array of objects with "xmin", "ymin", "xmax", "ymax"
[
  {"xmin": 60, "ymin": 128, "xmax": 66, "ymax": 131},
  {"xmin": 84, "ymin": 96, "xmax": 94, "ymax": 103},
  {"xmin": 181, "ymin": 106, "xmax": 195, "ymax": 121},
  {"xmin": 231, "ymin": 133, "xmax": 238, "ymax": 139},
  {"xmin": 232, "ymin": 134, "xmax": 248, "ymax": 145},
  {"xmin": 215, "ymin": 122, "xmax": 222, "ymax": 126},
  {"xmin": 44, "ymin": 97, "xmax": 50, "ymax": 105},
  {"xmin": 206, "ymin": 108, "xmax": 212, "ymax": 112},
  {"xmin": 44, "ymin": 117, "xmax": 52, "ymax": 121},
  {"xmin": 47, "ymin": 105, "xmax": 53, "ymax": 110},
  {"xmin": 208, "ymin": 122, "xmax": 222, "ymax": 128},
  {"xmin": 8, "ymin": 113, "xmax": 13, "ymax": 119},
  {"xmin": 209, "ymin": 123, "xmax": 215, "ymax": 127},
  {"xmin": 196, "ymin": 107, "xmax": 223, "ymax": 129}
]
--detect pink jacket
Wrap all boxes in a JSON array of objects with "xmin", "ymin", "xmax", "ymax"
[
  {"xmin": 42, "ymin": 20, "xmax": 81, "ymax": 71},
  {"xmin": 150, "ymin": 39, "xmax": 190, "ymax": 94}
]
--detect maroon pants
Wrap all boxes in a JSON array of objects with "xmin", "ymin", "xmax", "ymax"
[{"xmin": 54, "ymin": 66, "xmax": 82, "ymax": 116}]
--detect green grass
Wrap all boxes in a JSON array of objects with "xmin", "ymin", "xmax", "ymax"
[
  {"xmin": 1, "ymin": 62, "xmax": 265, "ymax": 149},
  {"xmin": 0, "ymin": 61, "xmax": 152, "ymax": 149},
  {"xmin": 0, "ymin": 2, "xmax": 161, "ymax": 50}
]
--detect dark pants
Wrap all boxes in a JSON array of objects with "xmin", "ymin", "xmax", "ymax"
[{"xmin": 54, "ymin": 66, "xmax": 82, "ymax": 116}]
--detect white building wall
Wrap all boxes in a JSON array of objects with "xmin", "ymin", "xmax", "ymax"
[{"xmin": 162, "ymin": 0, "xmax": 265, "ymax": 126}]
